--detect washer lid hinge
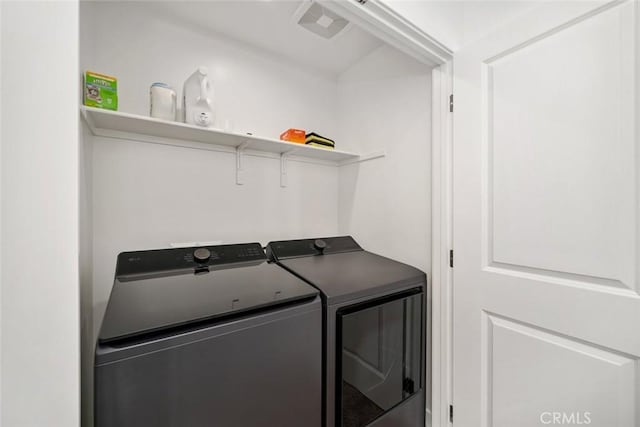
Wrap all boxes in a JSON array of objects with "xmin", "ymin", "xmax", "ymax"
[{"xmin": 449, "ymin": 94, "xmax": 454, "ymax": 112}]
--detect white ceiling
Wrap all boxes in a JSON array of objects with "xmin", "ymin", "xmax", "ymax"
[{"xmin": 147, "ymin": 0, "xmax": 385, "ymax": 77}]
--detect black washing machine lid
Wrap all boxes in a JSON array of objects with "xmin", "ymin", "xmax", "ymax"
[
  {"xmin": 266, "ymin": 236, "xmax": 426, "ymax": 305},
  {"xmin": 98, "ymin": 243, "xmax": 318, "ymax": 344}
]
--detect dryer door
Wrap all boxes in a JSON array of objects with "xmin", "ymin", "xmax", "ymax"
[{"xmin": 336, "ymin": 288, "xmax": 423, "ymax": 427}]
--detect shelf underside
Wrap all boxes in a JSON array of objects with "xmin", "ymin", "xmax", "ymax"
[{"xmin": 81, "ymin": 107, "xmax": 360, "ymax": 164}]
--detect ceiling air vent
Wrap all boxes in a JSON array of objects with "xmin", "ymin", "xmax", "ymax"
[{"xmin": 294, "ymin": 1, "xmax": 351, "ymax": 39}]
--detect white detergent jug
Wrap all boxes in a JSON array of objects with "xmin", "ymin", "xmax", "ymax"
[{"xmin": 183, "ymin": 66, "xmax": 213, "ymax": 127}]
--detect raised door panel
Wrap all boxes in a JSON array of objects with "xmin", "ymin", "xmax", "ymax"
[
  {"xmin": 487, "ymin": 1, "xmax": 636, "ymax": 291},
  {"xmin": 487, "ymin": 314, "xmax": 637, "ymax": 427}
]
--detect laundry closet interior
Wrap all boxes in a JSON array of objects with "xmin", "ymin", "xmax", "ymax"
[{"xmin": 79, "ymin": 1, "xmax": 444, "ymax": 425}]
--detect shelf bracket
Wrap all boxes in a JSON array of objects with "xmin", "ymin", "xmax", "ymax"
[
  {"xmin": 236, "ymin": 141, "xmax": 250, "ymax": 185},
  {"xmin": 280, "ymin": 149, "xmax": 298, "ymax": 188}
]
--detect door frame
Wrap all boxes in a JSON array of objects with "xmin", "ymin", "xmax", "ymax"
[
  {"xmin": 430, "ymin": 60, "xmax": 454, "ymax": 427},
  {"xmin": 321, "ymin": 2, "xmax": 454, "ymax": 426}
]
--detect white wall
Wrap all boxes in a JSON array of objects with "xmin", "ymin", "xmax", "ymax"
[
  {"xmin": 1, "ymin": 2, "xmax": 80, "ymax": 426},
  {"xmin": 79, "ymin": 123, "xmax": 94, "ymax": 427},
  {"xmin": 79, "ymin": 8, "xmax": 96, "ymax": 426},
  {"xmin": 0, "ymin": 2, "xmax": 3, "ymax": 422},
  {"xmin": 337, "ymin": 45, "xmax": 432, "ymax": 274},
  {"xmin": 382, "ymin": 0, "xmax": 537, "ymax": 51},
  {"xmin": 336, "ymin": 43, "xmax": 433, "ymax": 417}
]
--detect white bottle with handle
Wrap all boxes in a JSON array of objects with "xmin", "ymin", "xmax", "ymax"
[{"xmin": 183, "ymin": 66, "xmax": 213, "ymax": 127}]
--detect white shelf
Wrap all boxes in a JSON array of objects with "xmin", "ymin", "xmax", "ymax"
[{"xmin": 81, "ymin": 107, "xmax": 363, "ymax": 164}]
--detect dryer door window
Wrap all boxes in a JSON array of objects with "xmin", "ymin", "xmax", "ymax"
[{"xmin": 336, "ymin": 288, "xmax": 423, "ymax": 427}]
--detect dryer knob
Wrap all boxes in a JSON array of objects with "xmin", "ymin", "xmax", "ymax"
[
  {"xmin": 314, "ymin": 239, "xmax": 327, "ymax": 254},
  {"xmin": 193, "ymin": 247, "xmax": 211, "ymax": 263}
]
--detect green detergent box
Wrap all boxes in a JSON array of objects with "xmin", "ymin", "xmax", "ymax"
[{"xmin": 84, "ymin": 71, "xmax": 118, "ymax": 110}]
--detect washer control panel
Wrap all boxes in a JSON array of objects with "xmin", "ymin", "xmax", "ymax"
[{"xmin": 116, "ymin": 243, "xmax": 265, "ymax": 276}]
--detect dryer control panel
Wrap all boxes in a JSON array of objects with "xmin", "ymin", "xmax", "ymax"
[{"xmin": 266, "ymin": 236, "xmax": 362, "ymax": 260}]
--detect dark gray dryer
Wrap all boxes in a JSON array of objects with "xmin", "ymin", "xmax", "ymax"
[
  {"xmin": 94, "ymin": 243, "xmax": 322, "ymax": 427},
  {"xmin": 266, "ymin": 236, "xmax": 427, "ymax": 427}
]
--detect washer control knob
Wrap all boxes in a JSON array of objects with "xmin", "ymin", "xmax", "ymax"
[
  {"xmin": 193, "ymin": 248, "xmax": 211, "ymax": 263},
  {"xmin": 314, "ymin": 239, "xmax": 327, "ymax": 254}
]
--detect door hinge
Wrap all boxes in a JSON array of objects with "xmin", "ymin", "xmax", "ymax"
[
  {"xmin": 402, "ymin": 378, "xmax": 415, "ymax": 394},
  {"xmin": 449, "ymin": 405, "xmax": 454, "ymax": 423},
  {"xmin": 449, "ymin": 94, "xmax": 454, "ymax": 112},
  {"xmin": 449, "ymin": 250, "xmax": 454, "ymax": 268}
]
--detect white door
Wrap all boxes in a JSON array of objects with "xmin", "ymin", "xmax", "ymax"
[{"xmin": 453, "ymin": 1, "xmax": 640, "ymax": 427}]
